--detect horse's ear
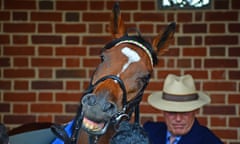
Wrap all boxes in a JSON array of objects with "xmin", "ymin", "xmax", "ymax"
[
  {"xmin": 109, "ymin": 2, "xmax": 125, "ymax": 39},
  {"xmin": 152, "ymin": 22, "xmax": 176, "ymax": 56}
]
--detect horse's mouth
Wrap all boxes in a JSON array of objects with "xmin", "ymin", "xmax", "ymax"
[{"xmin": 82, "ymin": 117, "xmax": 105, "ymax": 132}]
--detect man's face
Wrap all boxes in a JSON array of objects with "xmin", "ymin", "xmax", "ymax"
[{"xmin": 163, "ymin": 110, "xmax": 197, "ymax": 136}]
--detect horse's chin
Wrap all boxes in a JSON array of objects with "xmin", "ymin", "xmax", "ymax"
[{"xmin": 82, "ymin": 117, "xmax": 107, "ymax": 134}]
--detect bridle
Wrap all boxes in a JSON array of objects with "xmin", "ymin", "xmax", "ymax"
[{"xmin": 51, "ymin": 29, "xmax": 156, "ymax": 144}]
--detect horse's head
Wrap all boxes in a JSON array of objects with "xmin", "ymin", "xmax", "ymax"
[{"xmin": 80, "ymin": 2, "xmax": 175, "ymax": 137}]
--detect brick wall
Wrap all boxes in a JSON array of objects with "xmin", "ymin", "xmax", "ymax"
[{"xmin": 0, "ymin": 0, "xmax": 239, "ymax": 143}]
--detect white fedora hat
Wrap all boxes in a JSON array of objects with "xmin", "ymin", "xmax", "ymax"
[{"xmin": 148, "ymin": 74, "xmax": 211, "ymax": 112}]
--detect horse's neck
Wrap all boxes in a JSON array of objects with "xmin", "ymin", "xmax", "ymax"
[{"xmin": 77, "ymin": 126, "xmax": 115, "ymax": 144}]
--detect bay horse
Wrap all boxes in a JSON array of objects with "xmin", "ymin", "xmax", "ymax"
[
  {"xmin": 8, "ymin": 2, "xmax": 175, "ymax": 144},
  {"xmin": 51, "ymin": 2, "xmax": 175, "ymax": 144}
]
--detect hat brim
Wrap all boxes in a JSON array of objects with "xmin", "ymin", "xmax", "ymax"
[{"xmin": 148, "ymin": 91, "xmax": 211, "ymax": 112}]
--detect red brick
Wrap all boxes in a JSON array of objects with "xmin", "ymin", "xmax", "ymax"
[
  {"xmin": 0, "ymin": 12, "xmax": 10, "ymax": 20},
  {"xmin": 66, "ymin": 81, "xmax": 81, "ymax": 90},
  {"xmin": 66, "ymin": 58, "xmax": 80, "ymax": 67},
  {"xmin": 32, "ymin": 81, "xmax": 63, "ymax": 90},
  {"xmin": 31, "ymin": 12, "xmax": 62, "ymax": 21},
  {"xmin": 229, "ymin": 117, "xmax": 240, "ymax": 127},
  {"xmin": 229, "ymin": 70, "xmax": 240, "ymax": 80},
  {"xmin": 38, "ymin": 46, "xmax": 53, "ymax": 56},
  {"xmin": 140, "ymin": 1, "xmax": 154, "ymax": 10},
  {"xmin": 0, "ymin": 103, "xmax": 10, "ymax": 112},
  {"xmin": 205, "ymin": 36, "xmax": 238, "ymax": 45},
  {"xmin": 83, "ymin": 12, "xmax": 110, "ymax": 22},
  {"xmin": 4, "ymin": 46, "xmax": 35, "ymax": 56},
  {"xmin": 232, "ymin": 0, "xmax": 240, "ymax": 9},
  {"xmin": 184, "ymin": 71, "xmax": 208, "ymax": 79},
  {"xmin": 194, "ymin": 59, "xmax": 202, "ymax": 68},
  {"xmin": 56, "ymin": 69, "xmax": 86, "ymax": 78},
  {"xmin": 183, "ymin": 24, "xmax": 207, "ymax": 33},
  {"xmin": 13, "ymin": 57, "xmax": 28, "ymax": 67},
  {"xmin": 209, "ymin": 47, "xmax": 225, "ymax": 56},
  {"xmin": 4, "ymin": 115, "xmax": 35, "ymax": 124},
  {"xmin": 210, "ymin": 94, "xmax": 226, "ymax": 104},
  {"xmin": 0, "ymin": 58, "xmax": 10, "ymax": 67},
  {"xmin": 4, "ymin": 69, "xmax": 35, "ymax": 78},
  {"xmin": 134, "ymin": 13, "xmax": 164, "ymax": 22},
  {"xmin": 229, "ymin": 47, "xmax": 240, "ymax": 56},
  {"xmin": 211, "ymin": 70, "xmax": 226, "ymax": 80},
  {"xmin": 203, "ymin": 105, "xmax": 236, "ymax": 115},
  {"xmin": 55, "ymin": 116, "xmax": 73, "ymax": 123},
  {"xmin": 194, "ymin": 36, "xmax": 202, "ymax": 45},
  {"xmin": 13, "ymin": 104, "xmax": 28, "ymax": 113},
  {"xmin": 204, "ymin": 59, "xmax": 238, "ymax": 68},
  {"xmin": 229, "ymin": 23, "xmax": 240, "ymax": 33},
  {"xmin": 13, "ymin": 12, "xmax": 27, "ymax": 21},
  {"xmin": 214, "ymin": 0, "xmax": 229, "ymax": 9},
  {"xmin": 31, "ymin": 58, "xmax": 62, "ymax": 67},
  {"xmin": 4, "ymin": 0, "xmax": 36, "ymax": 10},
  {"xmin": 65, "ymin": 104, "xmax": 78, "ymax": 113},
  {"xmin": 0, "ymin": 80, "xmax": 11, "ymax": 90},
  {"xmin": 138, "ymin": 104, "xmax": 161, "ymax": 114},
  {"xmin": 3, "ymin": 23, "xmax": 35, "ymax": 33},
  {"xmin": 38, "ymin": 115, "xmax": 53, "ymax": 122},
  {"xmin": 145, "ymin": 81, "xmax": 163, "ymax": 91},
  {"xmin": 209, "ymin": 23, "xmax": 225, "ymax": 33},
  {"xmin": 56, "ymin": 93, "xmax": 82, "ymax": 102},
  {"xmin": 177, "ymin": 36, "xmax": 192, "ymax": 45},
  {"xmin": 211, "ymin": 117, "xmax": 227, "ymax": 127},
  {"xmin": 177, "ymin": 13, "xmax": 192, "ymax": 22},
  {"xmin": 55, "ymin": 24, "xmax": 86, "ymax": 33},
  {"xmin": 56, "ymin": 1, "xmax": 87, "ymax": 10},
  {"xmin": 157, "ymin": 70, "xmax": 180, "ymax": 79},
  {"xmin": 32, "ymin": 35, "xmax": 62, "ymax": 44},
  {"xmin": 38, "ymin": 24, "xmax": 52, "ymax": 33},
  {"xmin": 38, "ymin": 69, "xmax": 52, "ymax": 78},
  {"xmin": 213, "ymin": 129, "xmax": 237, "ymax": 139},
  {"xmin": 14, "ymin": 80, "xmax": 28, "ymax": 90},
  {"xmin": 31, "ymin": 104, "xmax": 62, "ymax": 113},
  {"xmin": 13, "ymin": 35, "xmax": 28, "ymax": 44},
  {"xmin": 38, "ymin": 92, "xmax": 53, "ymax": 101},
  {"xmin": 66, "ymin": 36, "xmax": 79, "ymax": 45},
  {"xmin": 0, "ymin": 35, "xmax": 10, "ymax": 44},
  {"xmin": 83, "ymin": 58, "xmax": 101, "ymax": 67},
  {"xmin": 4, "ymin": 92, "xmax": 36, "ymax": 102},
  {"xmin": 90, "ymin": 1, "xmax": 104, "ymax": 10},
  {"xmin": 177, "ymin": 59, "xmax": 191, "ymax": 68},
  {"xmin": 183, "ymin": 47, "xmax": 206, "ymax": 56},
  {"xmin": 195, "ymin": 12, "xmax": 203, "ymax": 21},
  {"xmin": 56, "ymin": 47, "xmax": 86, "ymax": 56},
  {"xmin": 203, "ymin": 82, "xmax": 236, "ymax": 91},
  {"xmin": 228, "ymin": 94, "xmax": 240, "ymax": 104},
  {"xmin": 139, "ymin": 24, "xmax": 154, "ymax": 33},
  {"xmin": 205, "ymin": 12, "xmax": 238, "ymax": 21}
]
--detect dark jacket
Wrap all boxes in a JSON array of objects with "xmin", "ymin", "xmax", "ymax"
[{"xmin": 143, "ymin": 119, "xmax": 223, "ymax": 144}]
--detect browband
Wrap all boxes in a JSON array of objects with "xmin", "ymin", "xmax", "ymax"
[
  {"xmin": 115, "ymin": 40, "xmax": 154, "ymax": 67},
  {"xmin": 162, "ymin": 92, "xmax": 199, "ymax": 102}
]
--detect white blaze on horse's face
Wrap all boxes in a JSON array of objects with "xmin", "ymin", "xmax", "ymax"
[{"xmin": 117, "ymin": 47, "xmax": 140, "ymax": 77}]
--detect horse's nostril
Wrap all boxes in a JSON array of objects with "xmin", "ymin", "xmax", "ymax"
[{"xmin": 82, "ymin": 94, "xmax": 97, "ymax": 106}]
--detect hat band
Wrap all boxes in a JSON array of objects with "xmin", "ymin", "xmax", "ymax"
[{"xmin": 162, "ymin": 92, "xmax": 199, "ymax": 102}]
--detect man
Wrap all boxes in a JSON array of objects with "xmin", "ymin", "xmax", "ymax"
[
  {"xmin": 110, "ymin": 121, "xmax": 150, "ymax": 144},
  {"xmin": 143, "ymin": 74, "xmax": 223, "ymax": 144}
]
